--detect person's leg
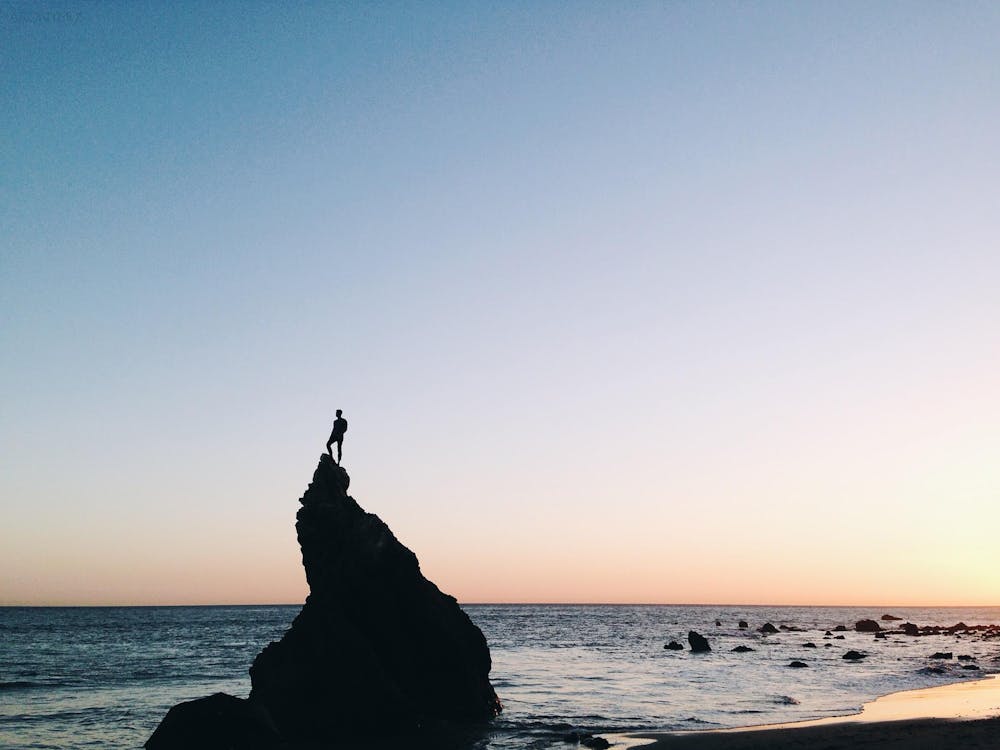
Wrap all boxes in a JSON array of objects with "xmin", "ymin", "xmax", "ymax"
[
  {"xmin": 336, "ymin": 438, "xmax": 343, "ymax": 464},
  {"xmin": 326, "ymin": 431, "xmax": 335, "ymax": 458}
]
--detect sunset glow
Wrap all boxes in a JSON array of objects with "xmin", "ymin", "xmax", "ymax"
[{"xmin": 2, "ymin": 2, "xmax": 998, "ymax": 608}]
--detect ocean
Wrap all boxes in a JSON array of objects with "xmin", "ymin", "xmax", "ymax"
[{"xmin": 2, "ymin": 604, "xmax": 998, "ymax": 749}]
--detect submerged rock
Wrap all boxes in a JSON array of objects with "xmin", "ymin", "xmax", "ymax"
[
  {"xmin": 249, "ymin": 455, "xmax": 501, "ymax": 740},
  {"xmin": 881, "ymin": 614, "xmax": 902, "ymax": 621},
  {"xmin": 788, "ymin": 661, "xmax": 808, "ymax": 668},
  {"xmin": 930, "ymin": 652, "xmax": 954, "ymax": 660},
  {"xmin": 842, "ymin": 650, "xmax": 866, "ymax": 660},
  {"xmin": 664, "ymin": 640, "xmax": 684, "ymax": 651},
  {"xmin": 732, "ymin": 645, "xmax": 754, "ymax": 653},
  {"xmin": 758, "ymin": 623, "xmax": 778, "ymax": 634}
]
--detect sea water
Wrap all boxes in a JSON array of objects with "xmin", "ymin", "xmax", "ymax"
[{"xmin": 2, "ymin": 604, "xmax": 999, "ymax": 749}]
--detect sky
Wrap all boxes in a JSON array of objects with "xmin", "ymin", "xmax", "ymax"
[{"xmin": 2, "ymin": 1, "xmax": 998, "ymax": 607}]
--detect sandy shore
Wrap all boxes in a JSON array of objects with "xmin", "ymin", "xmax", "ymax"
[{"xmin": 612, "ymin": 675, "xmax": 1000, "ymax": 750}]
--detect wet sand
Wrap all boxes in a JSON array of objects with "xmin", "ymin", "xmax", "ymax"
[{"xmin": 614, "ymin": 675, "xmax": 1000, "ymax": 749}]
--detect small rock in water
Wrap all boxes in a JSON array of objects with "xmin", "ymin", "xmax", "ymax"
[
  {"xmin": 715, "ymin": 620, "xmax": 722, "ymax": 627},
  {"xmin": 930, "ymin": 652, "xmax": 953, "ymax": 659},
  {"xmin": 788, "ymin": 661, "xmax": 808, "ymax": 668},
  {"xmin": 688, "ymin": 631, "xmax": 711, "ymax": 653},
  {"xmin": 855, "ymin": 619, "xmax": 881, "ymax": 632},
  {"xmin": 957, "ymin": 655, "xmax": 974, "ymax": 661},
  {"xmin": 962, "ymin": 664, "xmax": 981, "ymax": 671},
  {"xmin": 802, "ymin": 642, "xmax": 817, "ymax": 648},
  {"xmin": 881, "ymin": 614, "xmax": 903, "ymax": 621},
  {"xmin": 581, "ymin": 737, "xmax": 611, "ymax": 749},
  {"xmin": 144, "ymin": 693, "xmax": 282, "ymax": 750},
  {"xmin": 758, "ymin": 623, "xmax": 779, "ymax": 634},
  {"xmin": 732, "ymin": 645, "xmax": 755, "ymax": 653},
  {"xmin": 738, "ymin": 620, "xmax": 749, "ymax": 629},
  {"xmin": 834, "ymin": 635, "xmax": 846, "ymax": 640},
  {"xmin": 664, "ymin": 641, "xmax": 684, "ymax": 651},
  {"xmin": 875, "ymin": 632, "xmax": 887, "ymax": 639},
  {"xmin": 824, "ymin": 631, "xmax": 833, "ymax": 636},
  {"xmin": 902, "ymin": 623, "xmax": 919, "ymax": 636},
  {"xmin": 842, "ymin": 650, "xmax": 866, "ymax": 660},
  {"xmin": 833, "ymin": 625, "xmax": 848, "ymax": 632}
]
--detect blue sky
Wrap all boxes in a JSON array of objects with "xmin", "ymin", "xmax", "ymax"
[{"xmin": 2, "ymin": 2, "xmax": 999, "ymax": 605}]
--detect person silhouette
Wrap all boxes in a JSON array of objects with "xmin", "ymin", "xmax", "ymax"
[{"xmin": 326, "ymin": 410, "xmax": 348, "ymax": 464}]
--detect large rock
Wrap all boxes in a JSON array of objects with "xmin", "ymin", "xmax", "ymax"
[
  {"xmin": 248, "ymin": 455, "xmax": 501, "ymax": 741},
  {"xmin": 855, "ymin": 619, "xmax": 881, "ymax": 632}
]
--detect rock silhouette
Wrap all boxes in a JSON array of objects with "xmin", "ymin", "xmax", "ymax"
[
  {"xmin": 249, "ymin": 455, "xmax": 502, "ymax": 740},
  {"xmin": 688, "ymin": 630, "xmax": 711, "ymax": 652},
  {"xmin": 145, "ymin": 693, "xmax": 280, "ymax": 750},
  {"xmin": 146, "ymin": 454, "xmax": 500, "ymax": 748}
]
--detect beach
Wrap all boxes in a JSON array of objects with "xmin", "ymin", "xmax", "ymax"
[{"xmin": 618, "ymin": 675, "xmax": 1000, "ymax": 749}]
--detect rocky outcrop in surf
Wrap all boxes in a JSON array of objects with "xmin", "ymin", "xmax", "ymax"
[
  {"xmin": 146, "ymin": 454, "xmax": 500, "ymax": 748},
  {"xmin": 249, "ymin": 454, "xmax": 502, "ymax": 741}
]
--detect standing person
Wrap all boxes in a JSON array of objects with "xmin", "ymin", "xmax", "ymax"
[{"xmin": 326, "ymin": 410, "xmax": 348, "ymax": 464}]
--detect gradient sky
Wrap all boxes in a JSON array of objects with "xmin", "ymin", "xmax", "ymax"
[{"xmin": 2, "ymin": 2, "xmax": 998, "ymax": 606}]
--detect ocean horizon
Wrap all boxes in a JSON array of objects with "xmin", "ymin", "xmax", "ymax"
[{"xmin": 3, "ymin": 603, "xmax": 998, "ymax": 749}]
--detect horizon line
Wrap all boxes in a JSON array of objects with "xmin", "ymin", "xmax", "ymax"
[{"xmin": 3, "ymin": 601, "xmax": 999, "ymax": 609}]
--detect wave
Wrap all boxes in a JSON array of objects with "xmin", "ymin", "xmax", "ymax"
[{"xmin": 0, "ymin": 680, "xmax": 62, "ymax": 690}]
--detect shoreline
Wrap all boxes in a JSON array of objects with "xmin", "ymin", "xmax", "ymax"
[{"xmin": 611, "ymin": 674, "xmax": 1000, "ymax": 749}]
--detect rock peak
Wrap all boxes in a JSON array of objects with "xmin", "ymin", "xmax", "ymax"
[
  {"xmin": 249, "ymin": 454, "xmax": 502, "ymax": 741},
  {"xmin": 146, "ymin": 453, "xmax": 501, "ymax": 749}
]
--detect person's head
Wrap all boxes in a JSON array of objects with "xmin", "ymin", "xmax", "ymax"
[{"xmin": 336, "ymin": 409, "xmax": 342, "ymax": 417}]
